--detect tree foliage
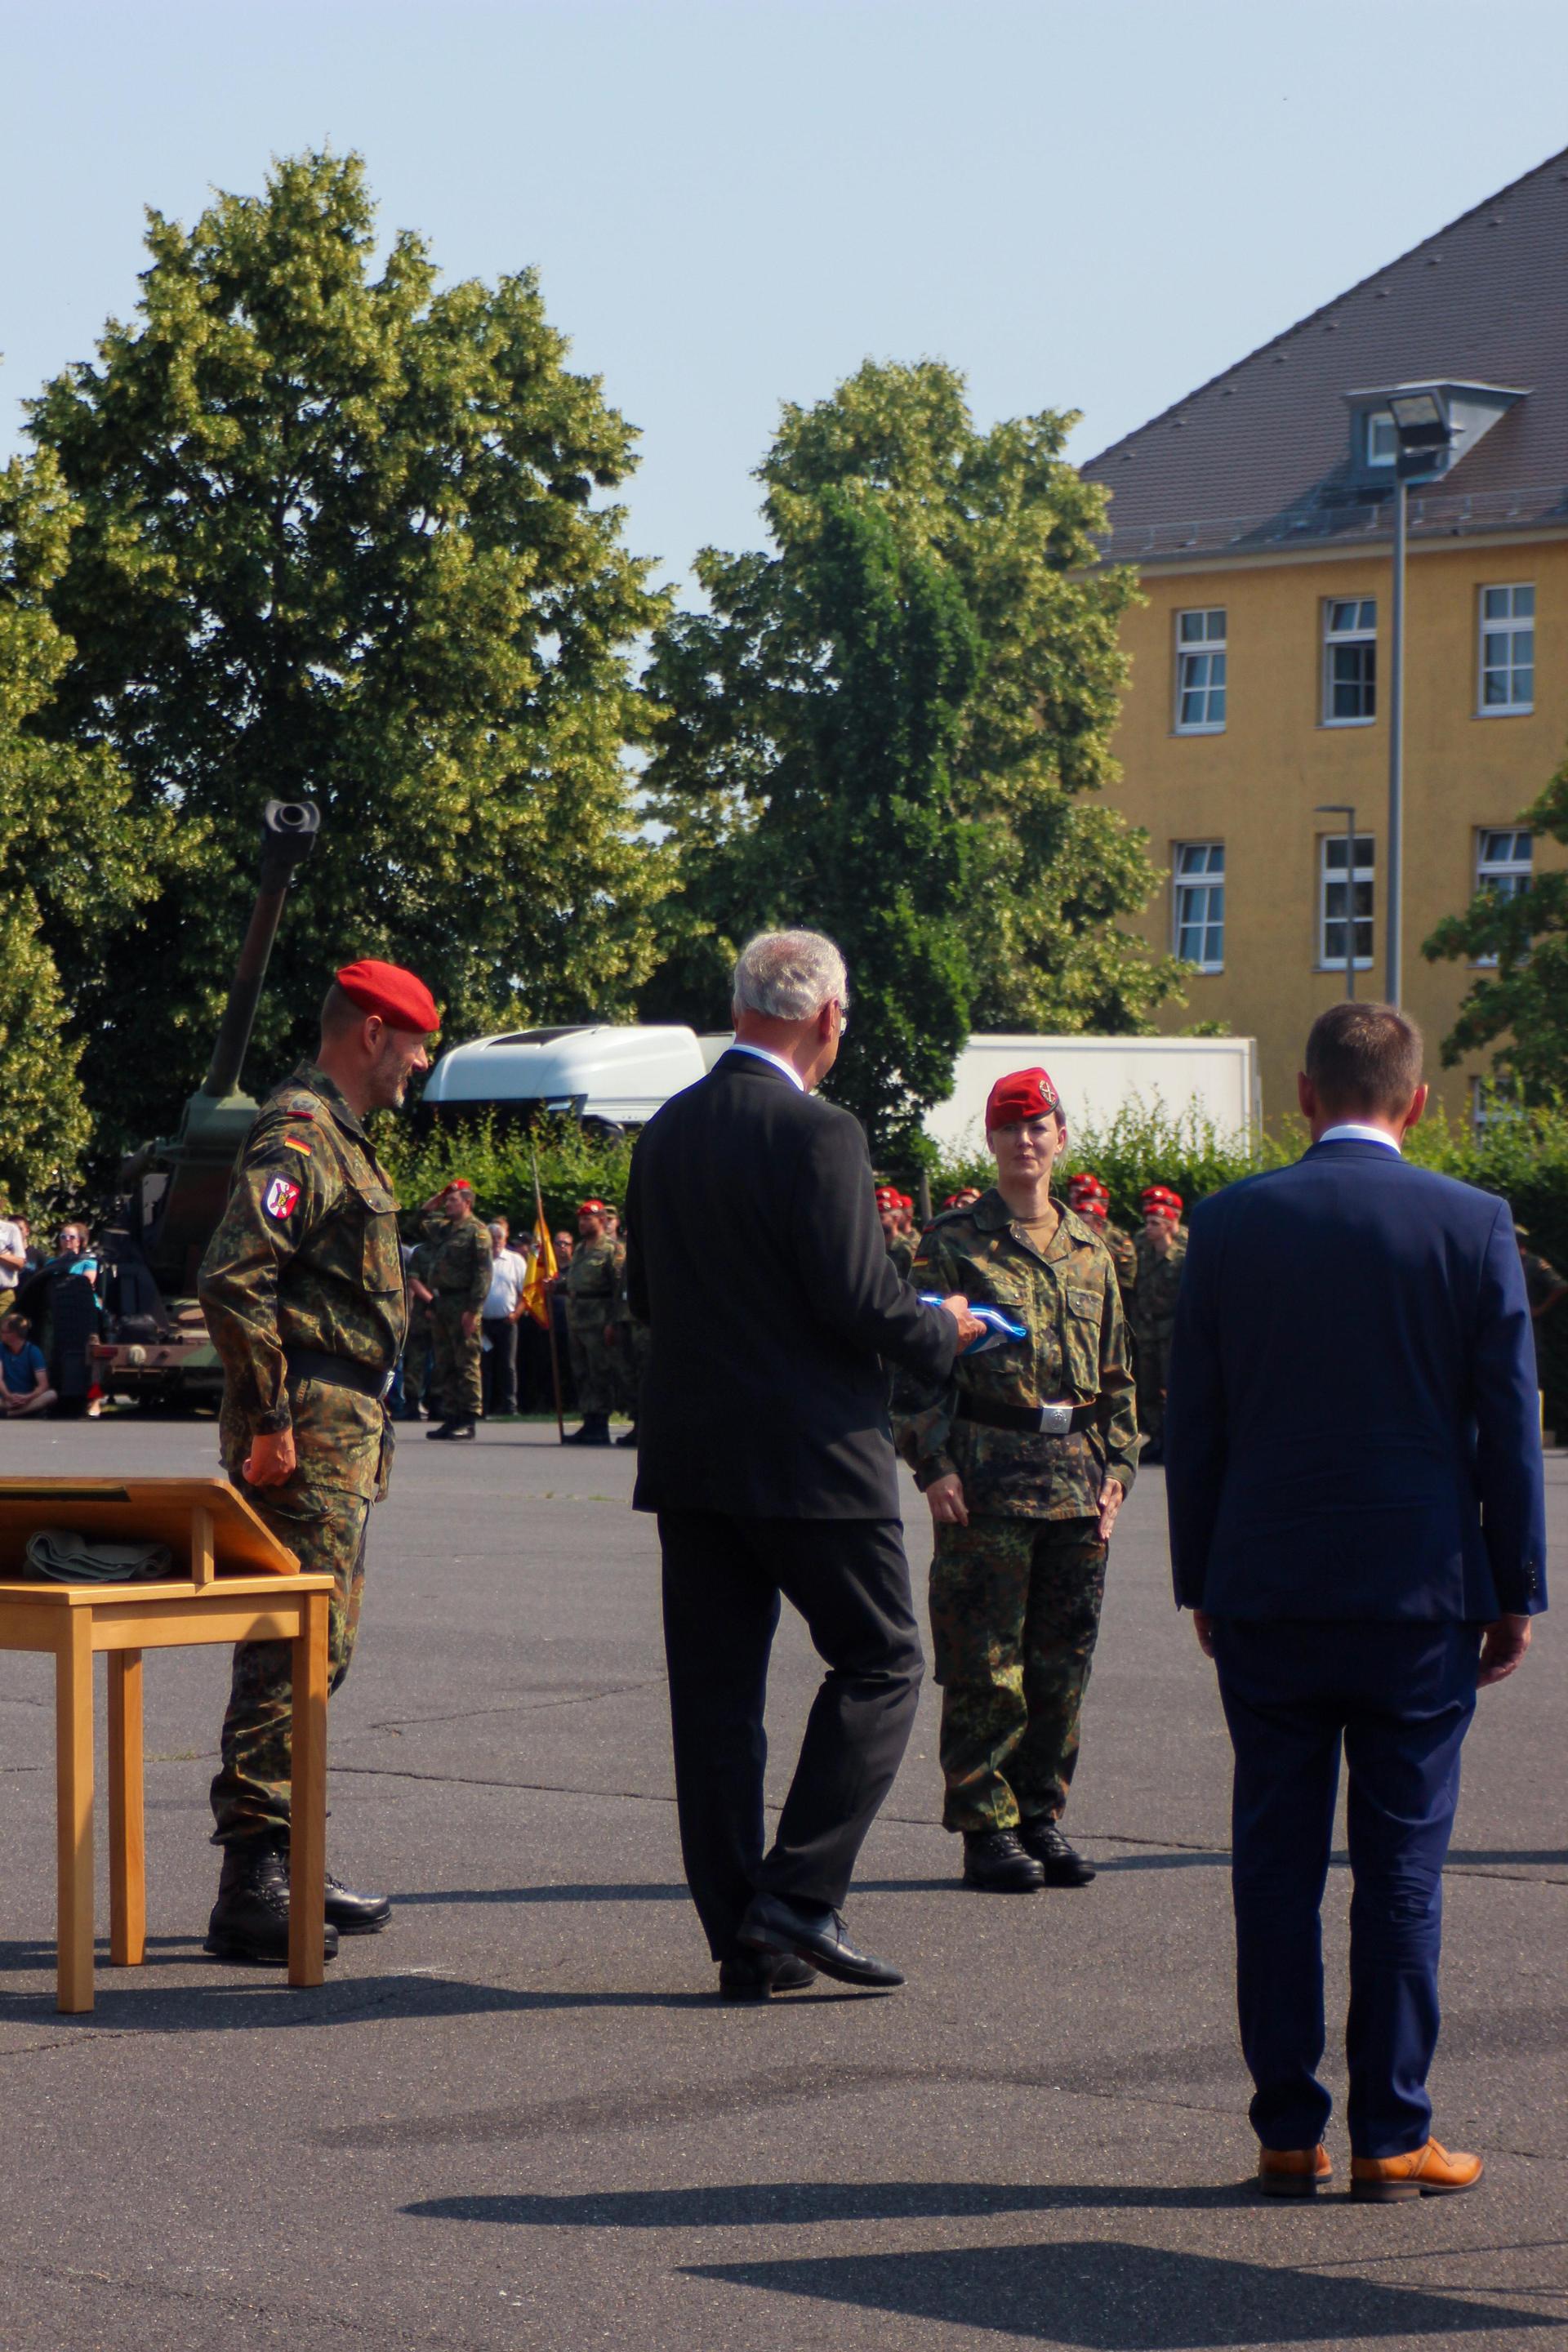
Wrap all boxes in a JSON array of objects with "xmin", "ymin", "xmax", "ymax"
[
  {"xmin": 1423, "ymin": 753, "xmax": 1568, "ymax": 1093},
  {"xmin": 639, "ymin": 359, "xmax": 1180, "ymax": 1149},
  {"xmin": 28, "ymin": 149, "xmax": 669, "ymax": 1158},
  {"xmin": 0, "ymin": 450, "xmax": 174, "ymax": 1200}
]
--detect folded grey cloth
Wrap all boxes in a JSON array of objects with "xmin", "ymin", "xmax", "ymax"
[{"xmin": 25, "ymin": 1527, "xmax": 176, "ymax": 1584}]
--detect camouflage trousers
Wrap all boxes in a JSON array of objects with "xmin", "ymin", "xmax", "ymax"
[
  {"xmin": 400, "ymin": 1301, "xmax": 433, "ymax": 1408},
  {"xmin": 929, "ymin": 1513, "xmax": 1107, "ymax": 1834},
  {"xmin": 1135, "ymin": 1330, "xmax": 1172, "ymax": 1448},
  {"xmin": 567, "ymin": 1317, "xmax": 617, "ymax": 1415},
  {"xmin": 612, "ymin": 1318, "xmax": 650, "ymax": 1419},
  {"xmin": 430, "ymin": 1296, "xmax": 483, "ymax": 1419},
  {"xmin": 210, "ymin": 1477, "xmax": 372, "ymax": 1846}
]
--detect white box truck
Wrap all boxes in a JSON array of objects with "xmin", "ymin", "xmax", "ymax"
[{"xmin": 419, "ymin": 1024, "xmax": 1260, "ymax": 1139}]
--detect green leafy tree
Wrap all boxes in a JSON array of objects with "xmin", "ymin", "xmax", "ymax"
[
  {"xmin": 27, "ymin": 149, "xmax": 668, "ymax": 1157},
  {"xmin": 1424, "ymin": 756, "xmax": 1568, "ymax": 1093},
  {"xmin": 0, "ymin": 450, "xmax": 173, "ymax": 1200},
  {"xmin": 640, "ymin": 359, "xmax": 1179, "ymax": 1148}
]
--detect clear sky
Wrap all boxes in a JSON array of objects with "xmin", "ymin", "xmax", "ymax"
[{"xmin": 7, "ymin": 0, "xmax": 1568, "ymax": 599}]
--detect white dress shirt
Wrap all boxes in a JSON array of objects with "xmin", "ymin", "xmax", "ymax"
[
  {"xmin": 1317, "ymin": 1123, "xmax": 1401, "ymax": 1153},
  {"xmin": 726, "ymin": 1042, "xmax": 805, "ymax": 1090}
]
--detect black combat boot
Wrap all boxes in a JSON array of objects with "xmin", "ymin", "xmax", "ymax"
[
  {"xmin": 1018, "ymin": 1817, "xmax": 1096, "ymax": 1886},
  {"xmin": 961, "ymin": 1829, "xmax": 1046, "ymax": 1893},
  {"xmin": 325, "ymin": 1869, "xmax": 393, "ymax": 1935},
  {"xmin": 563, "ymin": 1414, "xmax": 612, "ymax": 1446},
  {"xmin": 426, "ymin": 1416, "xmax": 476, "ymax": 1440},
  {"xmin": 206, "ymin": 1838, "xmax": 341, "ymax": 1965}
]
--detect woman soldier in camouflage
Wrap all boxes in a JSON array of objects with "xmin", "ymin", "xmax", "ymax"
[{"xmin": 895, "ymin": 1067, "xmax": 1138, "ymax": 1894}]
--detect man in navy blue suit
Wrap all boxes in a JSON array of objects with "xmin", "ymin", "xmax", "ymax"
[{"xmin": 1165, "ymin": 1002, "xmax": 1545, "ymax": 2203}]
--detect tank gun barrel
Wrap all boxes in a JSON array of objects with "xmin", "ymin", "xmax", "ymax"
[{"xmin": 200, "ymin": 799, "xmax": 320, "ymax": 1100}]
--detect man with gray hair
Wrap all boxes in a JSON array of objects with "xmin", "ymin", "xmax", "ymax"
[{"xmin": 626, "ymin": 929, "xmax": 982, "ymax": 1997}]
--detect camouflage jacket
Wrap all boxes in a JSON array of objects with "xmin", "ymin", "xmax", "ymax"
[
  {"xmin": 1133, "ymin": 1227, "xmax": 1188, "ymax": 1344},
  {"xmin": 893, "ymin": 1187, "xmax": 1138, "ymax": 1521},
  {"xmin": 887, "ymin": 1234, "xmax": 916, "ymax": 1282},
  {"xmin": 1099, "ymin": 1221, "xmax": 1138, "ymax": 1314},
  {"xmin": 425, "ymin": 1211, "xmax": 493, "ymax": 1310},
  {"xmin": 198, "ymin": 1062, "xmax": 407, "ymax": 1472},
  {"xmin": 564, "ymin": 1235, "xmax": 624, "ymax": 1328}
]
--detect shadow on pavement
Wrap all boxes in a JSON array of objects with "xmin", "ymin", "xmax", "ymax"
[
  {"xmin": 682, "ymin": 2238, "xmax": 1554, "ymax": 2345},
  {"xmin": 0, "ymin": 1968, "xmax": 740, "ymax": 2029},
  {"xmin": 406, "ymin": 2182, "xmax": 1255, "ymax": 2227}
]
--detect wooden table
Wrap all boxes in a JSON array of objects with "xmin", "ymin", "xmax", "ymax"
[{"xmin": 0, "ymin": 1477, "xmax": 334, "ymax": 2013}]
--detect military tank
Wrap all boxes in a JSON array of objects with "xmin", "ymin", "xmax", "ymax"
[{"xmin": 93, "ymin": 798, "xmax": 320, "ymax": 1405}]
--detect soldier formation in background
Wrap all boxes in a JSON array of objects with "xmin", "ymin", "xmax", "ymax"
[
  {"xmin": 420, "ymin": 1178, "xmax": 492, "ymax": 1441},
  {"xmin": 1132, "ymin": 1185, "xmax": 1187, "ymax": 1465}
]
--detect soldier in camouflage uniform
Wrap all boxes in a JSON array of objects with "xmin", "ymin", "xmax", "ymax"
[
  {"xmin": 561, "ymin": 1198, "xmax": 623, "ymax": 1445},
  {"xmin": 198, "ymin": 957, "xmax": 436, "ymax": 1964},
  {"xmin": 422, "ymin": 1178, "xmax": 492, "ymax": 1439},
  {"xmin": 877, "ymin": 1186, "xmax": 916, "ymax": 1281},
  {"xmin": 1067, "ymin": 1171, "xmax": 1138, "ymax": 1320},
  {"xmin": 609, "ymin": 1232, "xmax": 650, "ymax": 1449},
  {"xmin": 895, "ymin": 1067, "xmax": 1138, "ymax": 1895},
  {"xmin": 1132, "ymin": 1184, "xmax": 1187, "ymax": 1464}
]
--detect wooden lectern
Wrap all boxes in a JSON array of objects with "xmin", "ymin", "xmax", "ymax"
[{"xmin": 0, "ymin": 1477, "xmax": 334, "ymax": 2013}]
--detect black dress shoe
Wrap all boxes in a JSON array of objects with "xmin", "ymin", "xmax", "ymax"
[
  {"xmin": 205, "ymin": 1838, "xmax": 341, "ymax": 1966},
  {"xmin": 324, "ymin": 1869, "xmax": 393, "ymax": 1935},
  {"xmin": 737, "ymin": 1892, "xmax": 903, "ymax": 1989},
  {"xmin": 427, "ymin": 1418, "xmax": 476, "ymax": 1440},
  {"xmin": 962, "ymin": 1829, "xmax": 1046, "ymax": 1892},
  {"xmin": 717, "ymin": 1952, "xmax": 818, "ymax": 2001},
  {"xmin": 1018, "ymin": 1817, "xmax": 1096, "ymax": 1886}
]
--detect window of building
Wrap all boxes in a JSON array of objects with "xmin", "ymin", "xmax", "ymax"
[
  {"xmin": 1323, "ymin": 599, "xmax": 1377, "ymax": 724},
  {"xmin": 1470, "ymin": 1074, "xmax": 1522, "ymax": 1134},
  {"xmin": 1473, "ymin": 827, "xmax": 1534, "ymax": 966},
  {"xmin": 1320, "ymin": 833, "xmax": 1374, "ymax": 969},
  {"xmin": 1173, "ymin": 843, "xmax": 1225, "ymax": 970},
  {"xmin": 1174, "ymin": 609, "xmax": 1227, "ymax": 733},
  {"xmin": 1365, "ymin": 410, "xmax": 1396, "ymax": 466},
  {"xmin": 1479, "ymin": 584, "xmax": 1535, "ymax": 714}
]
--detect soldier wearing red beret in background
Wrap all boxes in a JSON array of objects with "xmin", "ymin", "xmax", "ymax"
[
  {"xmin": 893, "ymin": 1067, "xmax": 1138, "ymax": 1896},
  {"xmin": 418, "ymin": 1175, "xmax": 492, "ymax": 1441},
  {"xmin": 876, "ymin": 1185, "xmax": 916, "ymax": 1281},
  {"xmin": 198, "ymin": 957, "xmax": 437, "ymax": 1964},
  {"xmin": 1067, "ymin": 1171, "xmax": 1138, "ymax": 1319},
  {"xmin": 1134, "ymin": 1184, "xmax": 1188, "ymax": 1464},
  {"xmin": 559, "ymin": 1198, "xmax": 624, "ymax": 1445}
]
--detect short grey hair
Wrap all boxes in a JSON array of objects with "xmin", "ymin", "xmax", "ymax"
[
  {"xmin": 733, "ymin": 929, "xmax": 849, "ymax": 1022},
  {"xmin": 488, "ymin": 1220, "xmax": 507, "ymax": 1242}
]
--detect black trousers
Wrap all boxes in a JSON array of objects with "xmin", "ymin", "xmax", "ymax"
[
  {"xmin": 657, "ymin": 1511, "xmax": 924, "ymax": 1962},
  {"xmin": 481, "ymin": 1317, "xmax": 519, "ymax": 1415}
]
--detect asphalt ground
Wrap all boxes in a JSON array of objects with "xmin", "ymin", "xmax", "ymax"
[{"xmin": 0, "ymin": 1413, "xmax": 1563, "ymax": 2352}]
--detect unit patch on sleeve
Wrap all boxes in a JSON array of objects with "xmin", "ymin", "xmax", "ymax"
[{"xmin": 263, "ymin": 1174, "xmax": 302, "ymax": 1223}]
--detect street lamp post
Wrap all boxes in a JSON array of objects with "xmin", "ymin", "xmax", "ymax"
[
  {"xmin": 1383, "ymin": 391, "xmax": 1454, "ymax": 1006},
  {"xmin": 1316, "ymin": 803, "xmax": 1358, "ymax": 998}
]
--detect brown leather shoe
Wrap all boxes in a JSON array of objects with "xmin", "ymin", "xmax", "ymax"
[
  {"xmin": 1350, "ymin": 2139, "xmax": 1483, "ymax": 2203},
  {"xmin": 1257, "ymin": 2145, "xmax": 1331, "ymax": 2198}
]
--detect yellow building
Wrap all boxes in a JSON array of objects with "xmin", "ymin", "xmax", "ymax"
[{"xmin": 1083, "ymin": 149, "xmax": 1568, "ymax": 1126}]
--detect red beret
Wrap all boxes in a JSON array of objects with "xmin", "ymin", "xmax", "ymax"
[
  {"xmin": 1142, "ymin": 1184, "xmax": 1183, "ymax": 1219},
  {"xmin": 984, "ymin": 1067, "xmax": 1060, "ymax": 1129},
  {"xmin": 874, "ymin": 1186, "xmax": 898, "ymax": 1207},
  {"xmin": 335, "ymin": 959, "xmax": 439, "ymax": 1034},
  {"xmin": 1067, "ymin": 1170, "xmax": 1107, "ymax": 1198},
  {"xmin": 577, "ymin": 1199, "xmax": 607, "ymax": 1217},
  {"xmin": 446, "ymin": 1178, "xmax": 474, "ymax": 1194}
]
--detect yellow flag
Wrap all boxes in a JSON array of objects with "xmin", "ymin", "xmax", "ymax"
[{"xmin": 522, "ymin": 1190, "xmax": 558, "ymax": 1328}]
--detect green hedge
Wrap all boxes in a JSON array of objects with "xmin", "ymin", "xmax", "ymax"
[{"xmin": 379, "ymin": 1096, "xmax": 1568, "ymax": 1428}]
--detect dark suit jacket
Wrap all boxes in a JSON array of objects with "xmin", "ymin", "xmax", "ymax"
[
  {"xmin": 1165, "ymin": 1139, "xmax": 1547, "ymax": 1623},
  {"xmin": 626, "ymin": 1049, "xmax": 960, "ymax": 1518}
]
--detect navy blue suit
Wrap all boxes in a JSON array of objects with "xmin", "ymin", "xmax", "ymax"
[{"xmin": 1165, "ymin": 1138, "xmax": 1546, "ymax": 2157}]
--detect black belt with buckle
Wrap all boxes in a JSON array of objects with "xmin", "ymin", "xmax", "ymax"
[
  {"xmin": 956, "ymin": 1395, "xmax": 1099, "ymax": 1437},
  {"xmin": 285, "ymin": 1348, "xmax": 394, "ymax": 1402}
]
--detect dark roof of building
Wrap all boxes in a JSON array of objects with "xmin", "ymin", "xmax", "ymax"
[{"xmin": 1082, "ymin": 146, "xmax": 1568, "ymax": 563}]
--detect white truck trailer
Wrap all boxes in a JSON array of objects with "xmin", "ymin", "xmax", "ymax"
[{"xmin": 420, "ymin": 1023, "xmax": 1260, "ymax": 1138}]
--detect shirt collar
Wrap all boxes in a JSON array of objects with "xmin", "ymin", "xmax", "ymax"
[
  {"xmin": 1316, "ymin": 1122, "xmax": 1402, "ymax": 1154},
  {"xmin": 725, "ymin": 1041, "xmax": 805, "ymax": 1091}
]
